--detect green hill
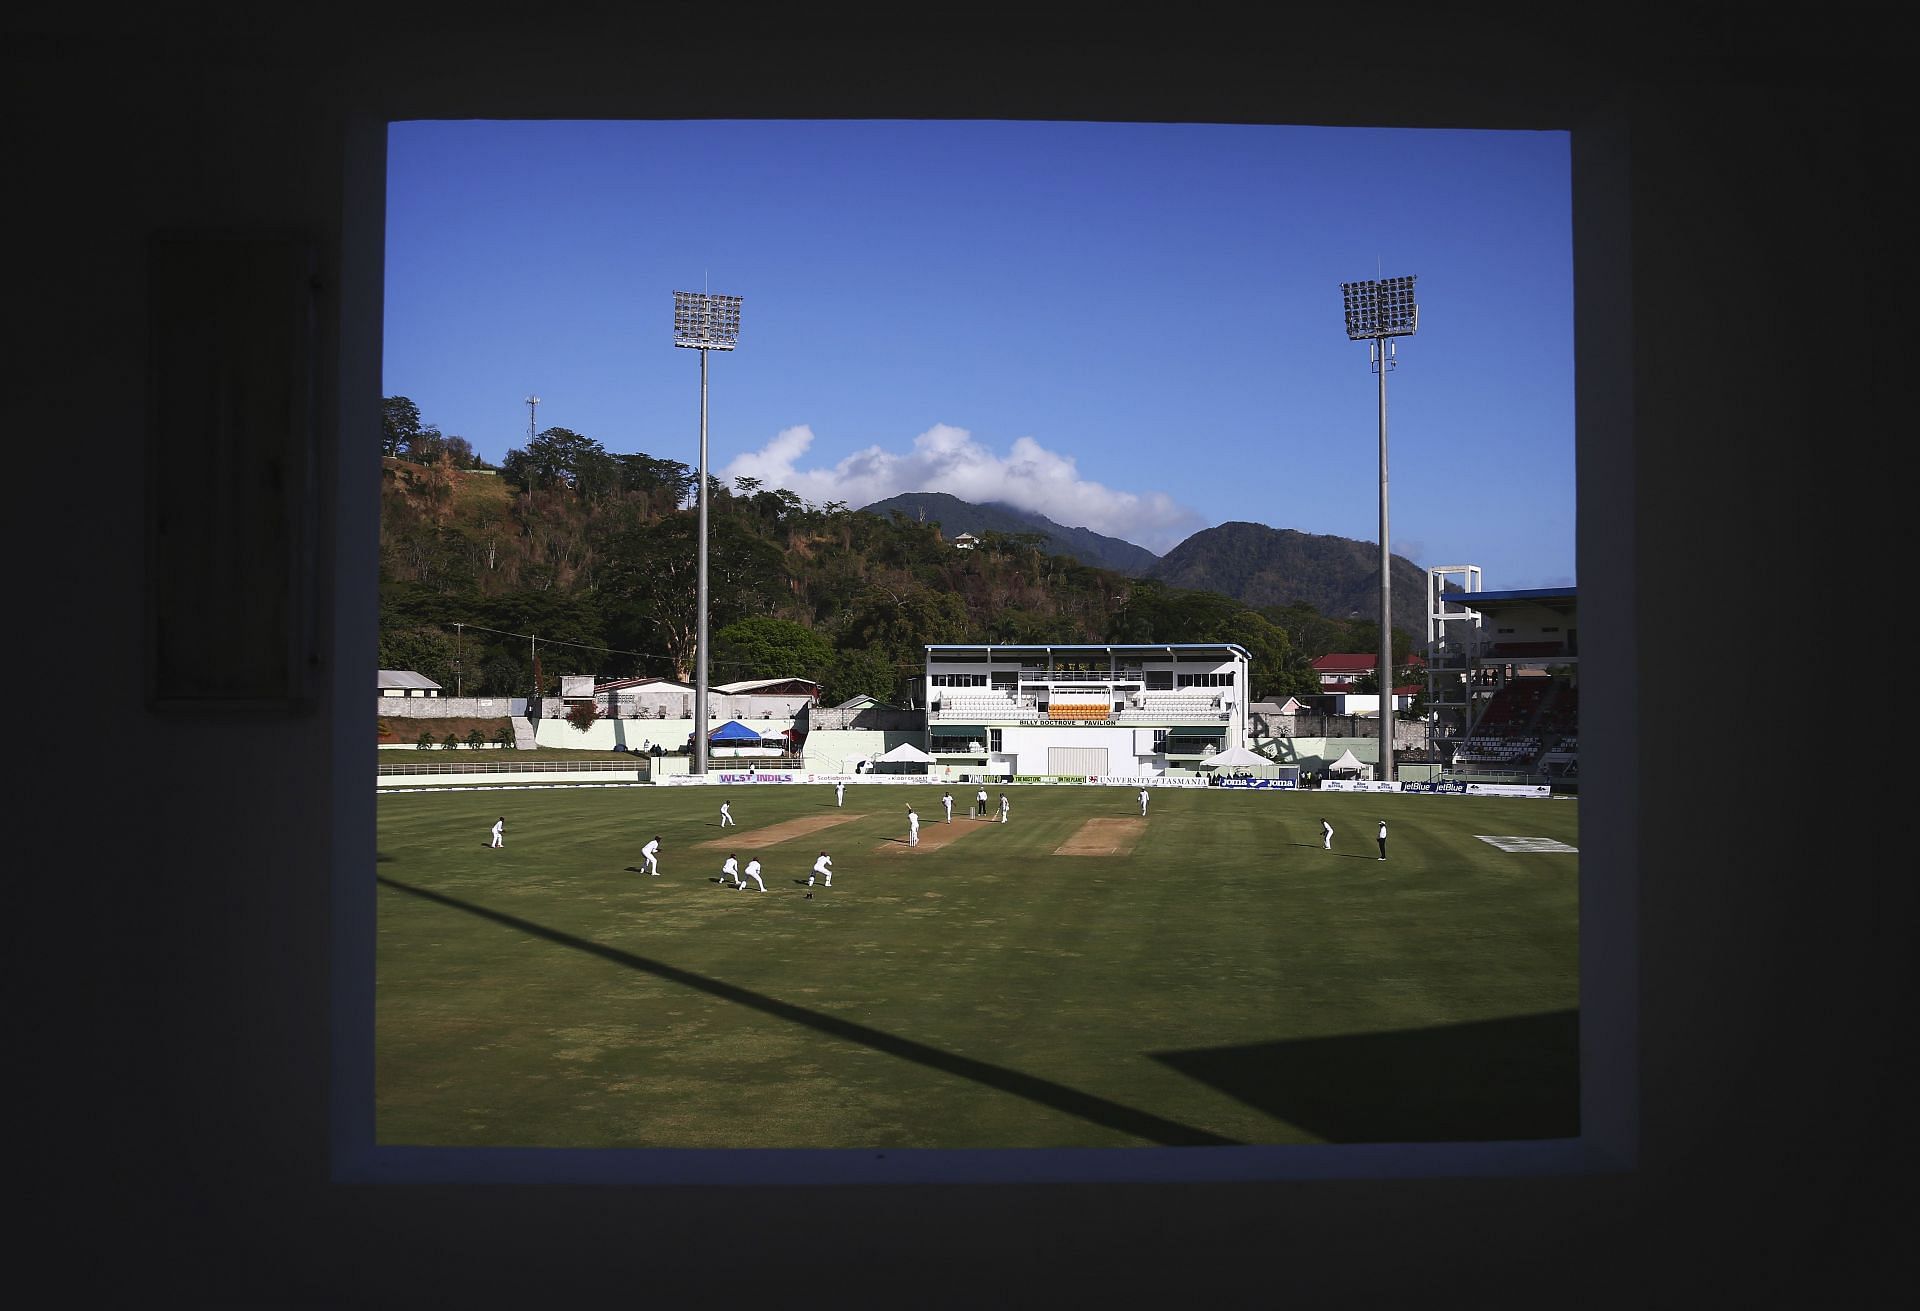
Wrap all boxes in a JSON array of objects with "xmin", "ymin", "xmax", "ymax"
[{"xmin": 1149, "ymin": 522, "xmax": 1433, "ymax": 640}]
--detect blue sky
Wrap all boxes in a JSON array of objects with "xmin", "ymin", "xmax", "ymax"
[{"xmin": 385, "ymin": 120, "xmax": 1574, "ymax": 588}]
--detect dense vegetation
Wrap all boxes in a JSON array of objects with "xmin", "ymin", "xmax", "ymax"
[{"xmin": 379, "ymin": 398, "xmax": 1423, "ymax": 707}]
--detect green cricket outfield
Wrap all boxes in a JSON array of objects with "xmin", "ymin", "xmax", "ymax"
[{"xmin": 376, "ymin": 782, "xmax": 1578, "ymax": 1149}]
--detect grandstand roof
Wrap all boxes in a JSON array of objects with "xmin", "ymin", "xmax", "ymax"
[
  {"xmin": 1312, "ymin": 652, "xmax": 1427, "ymax": 674},
  {"xmin": 927, "ymin": 642, "xmax": 1252, "ymax": 661},
  {"xmin": 714, "ymin": 677, "xmax": 821, "ymax": 695},
  {"xmin": 378, "ymin": 669, "xmax": 441, "ymax": 691},
  {"xmin": 594, "ymin": 676, "xmax": 691, "ymax": 693},
  {"xmin": 1455, "ymin": 587, "xmax": 1577, "ymax": 608}
]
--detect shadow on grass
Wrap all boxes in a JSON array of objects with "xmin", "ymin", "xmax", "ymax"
[
  {"xmin": 1151, "ymin": 1010, "xmax": 1578, "ymax": 1142},
  {"xmin": 378, "ymin": 876, "xmax": 1238, "ymax": 1147}
]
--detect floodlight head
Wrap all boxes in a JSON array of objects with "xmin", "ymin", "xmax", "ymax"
[
  {"xmin": 673, "ymin": 290, "xmax": 743, "ymax": 351},
  {"xmin": 1340, "ymin": 275, "xmax": 1419, "ymax": 340}
]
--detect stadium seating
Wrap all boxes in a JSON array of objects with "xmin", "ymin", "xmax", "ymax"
[
  {"xmin": 1122, "ymin": 693, "xmax": 1224, "ymax": 719},
  {"xmin": 931, "ymin": 688, "xmax": 1230, "ymax": 725},
  {"xmin": 1447, "ymin": 675, "xmax": 1582, "ymax": 775}
]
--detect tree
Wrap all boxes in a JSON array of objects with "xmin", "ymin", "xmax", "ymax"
[
  {"xmin": 494, "ymin": 723, "xmax": 516, "ymax": 748},
  {"xmin": 826, "ymin": 646, "xmax": 902, "ymax": 706},
  {"xmin": 615, "ymin": 453, "xmax": 695, "ymax": 506},
  {"xmin": 595, "ymin": 513, "xmax": 784, "ymax": 680},
  {"xmin": 522, "ymin": 427, "xmax": 605, "ymax": 491},
  {"xmin": 572, "ymin": 445, "xmax": 620, "ymax": 502},
  {"xmin": 465, "ymin": 728, "xmax": 486, "ymax": 748},
  {"xmin": 377, "ymin": 625, "xmax": 457, "ymax": 691},
  {"xmin": 836, "ymin": 583, "xmax": 969, "ymax": 653},
  {"xmin": 416, "ymin": 732, "xmax": 434, "ymax": 750},
  {"xmin": 1107, "ymin": 580, "xmax": 1308, "ymax": 701},
  {"xmin": 440, "ymin": 733, "xmax": 460, "ymax": 750},
  {"xmin": 499, "ymin": 446, "xmax": 534, "ymax": 489},
  {"xmin": 1345, "ymin": 620, "xmax": 1418, "ymax": 668},
  {"xmin": 481, "ymin": 655, "xmax": 524, "ymax": 697},
  {"xmin": 566, "ymin": 700, "xmax": 600, "ymax": 733},
  {"xmin": 382, "ymin": 395, "xmax": 423, "ymax": 458},
  {"xmin": 1262, "ymin": 600, "xmax": 1349, "ymax": 662},
  {"xmin": 404, "ymin": 424, "xmax": 445, "ymax": 463},
  {"xmin": 441, "ymin": 435, "xmax": 477, "ymax": 469},
  {"xmin": 714, "ymin": 616, "xmax": 835, "ymax": 683}
]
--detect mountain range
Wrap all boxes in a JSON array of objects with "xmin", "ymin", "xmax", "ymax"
[
  {"xmin": 860, "ymin": 492, "xmax": 1160, "ymax": 575},
  {"xmin": 859, "ymin": 492, "xmax": 1434, "ymax": 638}
]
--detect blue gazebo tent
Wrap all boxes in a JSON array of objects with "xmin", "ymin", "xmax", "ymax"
[{"xmin": 709, "ymin": 720, "xmax": 763, "ymax": 743}]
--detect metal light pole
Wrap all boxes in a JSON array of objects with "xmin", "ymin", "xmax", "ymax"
[
  {"xmin": 1341, "ymin": 274, "xmax": 1418, "ymax": 785},
  {"xmin": 525, "ymin": 394, "xmax": 539, "ymax": 445},
  {"xmin": 672, "ymin": 289, "xmax": 743, "ymax": 776}
]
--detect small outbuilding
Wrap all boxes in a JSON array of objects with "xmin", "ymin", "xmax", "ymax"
[{"xmin": 378, "ymin": 670, "xmax": 443, "ymax": 698}]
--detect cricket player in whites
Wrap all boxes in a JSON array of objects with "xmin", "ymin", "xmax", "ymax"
[
  {"xmin": 809, "ymin": 851, "xmax": 833, "ymax": 888},
  {"xmin": 642, "ymin": 835, "xmax": 662, "ymax": 876},
  {"xmin": 942, "ymin": 792, "xmax": 954, "ymax": 823},
  {"xmin": 720, "ymin": 854, "xmax": 741, "ymax": 887},
  {"xmin": 719, "ymin": 799, "xmax": 736, "ymax": 827},
  {"xmin": 999, "ymin": 792, "xmax": 1010, "ymax": 824},
  {"xmin": 907, "ymin": 806, "xmax": 920, "ymax": 846},
  {"xmin": 835, "ymin": 780, "xmax": 845, "ymax": 807},
  {"xmin": 740, "ymin": 857, "xmax": 766, "ymax": 892},
  {"xmin": 1138, "ymin": 787, "xmax": 1150, "ymax": 817}
]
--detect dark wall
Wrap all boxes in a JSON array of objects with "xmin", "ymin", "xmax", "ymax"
[{"xmin": 13, "ymin": 12, "xmax": 1897, "ymax": 1305}]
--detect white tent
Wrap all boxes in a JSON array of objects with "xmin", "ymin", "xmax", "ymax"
[
  {"xmin": 874, "ymin": 741, "xmax": 936, "ymax": 764},
  {"xmin": 1198, "ymin": 745, "xmax": 1267, "ymax": 769},
  {"xmin": 1326, "ymin": 748, "xmax": 1370, "ymax": 776}
]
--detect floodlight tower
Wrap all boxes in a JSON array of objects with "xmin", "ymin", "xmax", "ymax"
[
  {"xmin": 1341, "ymin": 274, "xmax": 1419, "ymax": 784},
  {"xmin": 526, "ymin": 394, "xmax": 539, "ymax": 445},
  {"xmin": 672, "ymin": 289, "xmax": 743, "ymax": 776}
]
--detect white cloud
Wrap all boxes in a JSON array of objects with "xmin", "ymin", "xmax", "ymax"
[{"xmin": 721, "ymin": 423, "xmax": 1207, "ymax": 554}]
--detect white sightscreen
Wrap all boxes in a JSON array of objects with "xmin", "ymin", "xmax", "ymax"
[{"xmin": 1048, "ymin": 746, "xmax": 1109, "ymax": 777}]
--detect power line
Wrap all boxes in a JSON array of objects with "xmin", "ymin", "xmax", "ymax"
[{"xmin": 432, "ymin": 620, "xmax": 926, "ymax": 674}]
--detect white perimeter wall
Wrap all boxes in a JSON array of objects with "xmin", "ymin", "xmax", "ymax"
[
  {"xmin": 533, "ymin": 717, "xmax": 794, "ymax": 753},
  {"xmin": 799, "ymin": 729, "xmax": 919, "ymax": 773}
]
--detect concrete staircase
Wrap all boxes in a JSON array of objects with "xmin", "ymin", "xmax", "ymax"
[{"xmin": 512, "ymin": 716, "xmax": 538, "ymax": 750}]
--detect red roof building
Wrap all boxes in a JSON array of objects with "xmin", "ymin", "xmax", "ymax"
[{"xmin": 1310, "ymin": 652, "xmax": 1425, "ymax": 691}]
